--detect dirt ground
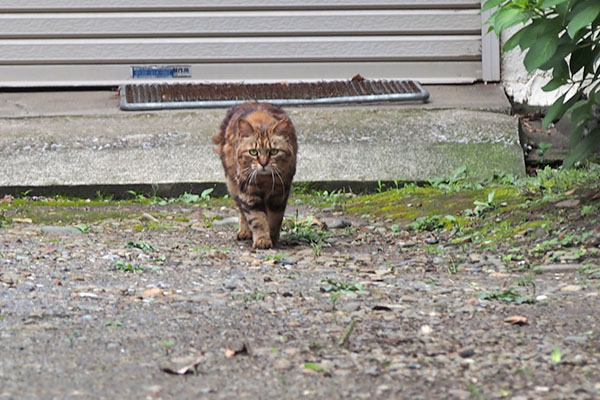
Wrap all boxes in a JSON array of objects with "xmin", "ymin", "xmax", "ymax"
[{"xmin": 1, "ymin": 178, "xmax": 600, "ymax": 399}]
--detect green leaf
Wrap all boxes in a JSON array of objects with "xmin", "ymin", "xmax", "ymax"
[
  {"xmin": 542, "ymin": 78, "xmax": 566, "ymax": 92},
  {"xmin": 542, "ymin": 92, "xmax": 581, "ymax": 130},
  {"xmin": 519, "ymin": 19, "xmax": 562, "ymax": 52},
  {"xmin": 504, "ymin": 22, "xmax": 543, "ymax": 52},
  {"xmin": 503, "ymin": 26, "xmax": 527, "ymax": 52},
  {"xmin": 541, "ymin": 60, "xmax": 569, "ymax": 92},
  {"xmin": 540, "ymin": 0, "xmax": 569, "ymax": 9},
  {"xmin": 564, "ymin": 125, "xmax": 600, "ymax": 168},
  {"xmin": 569, "ymin": 100, "xmax": 592, "ymax": 129},
  {"xmin": 551, "ymin": 347, "xmax": 562, "ymax": 364},
  {"xmin": 494, "ymin": 7, "xmax": 530, "ymax": 34},
  {"xmin": 482, "ymin": 0, "xmax": 506, "ymax": 12},
  {"xmin": 524, "ymin": 32, "xmax": 559, "ymax": 72},
  {"xmin": 567, "ymin": 2, "xmax": 600, "ymax": 38},
  {"xmin": 539, "ymin": 41, "xmax": 577, "ymax": 71},
  {"xmin": 569, "ymin": 43, "xmax": 594, "ymax": 74},
  {"xmin": 304, "ymin": 362, "xmax": 324, "ymax": 372}
]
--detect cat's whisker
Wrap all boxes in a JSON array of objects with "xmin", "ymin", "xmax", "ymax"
[
  {"xmin": 273, "ymin": 168, "xmax": 286, "ymax": 199},
  {"xmin": 251, "ymin": 169, "xmax": 259, "ymax": 188},
  {"xmin": 270, "ymin": 168, "xmax": 275, "ymax": 194}
]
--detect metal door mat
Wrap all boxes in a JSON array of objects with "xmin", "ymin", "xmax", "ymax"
[{"xmin": 119, "ymin": 79, "xmax": 429, "ymax": 111}]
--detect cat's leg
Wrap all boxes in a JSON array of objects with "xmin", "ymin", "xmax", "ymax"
[
  {"xmin": 236, "ymin": 206, "xmax": 252, "ymax": 240},
  {"xmin": 266, "ymin": 206, "xmax": 286, "ymax": 245},
  {"xmin": 238, "ymin": 194, "xmax": 272, "ymax": 249},
  {"xmin": 227, "ymin": 177, "xmax": 251, "ymax": 240},
  {"xmin": 247, "ymin": 209, "xmax": 272, "ymax": 249}
]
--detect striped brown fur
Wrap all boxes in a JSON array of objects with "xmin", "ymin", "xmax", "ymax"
[{"xmin": 213, "ymin": 102, "xmax": 298, "ymax": 249}]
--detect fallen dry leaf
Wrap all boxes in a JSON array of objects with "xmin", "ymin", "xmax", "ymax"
[
  {"xmin": 142, "ymin": 288, "xmax": 164, "ymax": 298},
  {"xmin": 504, "ymin": 315, "xmax": 528, "ymax": 325},
  {"xmin": 12, "ymin": 218, "xmax": 33, "ymax": 224}
]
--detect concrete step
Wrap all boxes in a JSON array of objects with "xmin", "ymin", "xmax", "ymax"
[{"xmin": 0, "ymin": 84, "xmax": 524, "ymax": 196}]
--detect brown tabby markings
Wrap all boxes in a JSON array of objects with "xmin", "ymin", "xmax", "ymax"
[{"xmin": 213, "ymin": 102, "xmax": 298, "ymax": 249}]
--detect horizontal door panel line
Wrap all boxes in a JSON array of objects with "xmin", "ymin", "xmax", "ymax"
[
  {"xmin": 0, "ymin": 32, "xmax": 483, "ymax": 40},
  {"xmin": 0, "ymin": 1, "xmax": 483, "ymax": 13},
  {"xmin": 0, "ymin": 56, "xmax": 482, "ymax": 66},
  {"xmin": 0, "ymin": 35, "xmax": 482, "ymax": 44}
]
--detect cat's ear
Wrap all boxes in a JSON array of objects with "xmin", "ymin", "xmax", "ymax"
[
  {"xmin": 272, "ymin": 119, "xmax": 293, "ymax": 136},
  {"xmin": 237, "ymin": 119, "xmax": 254, "ymax": 137}
]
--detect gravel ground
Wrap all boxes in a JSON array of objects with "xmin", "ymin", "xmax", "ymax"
[{"xmin": 1, "ymin": 192, "xmax": 599, "ymax": 399}]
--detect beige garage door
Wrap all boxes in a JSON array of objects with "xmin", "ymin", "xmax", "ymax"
[{"xmin": 0, "ymin": 0, "xmax": 499, "ymax": 87}]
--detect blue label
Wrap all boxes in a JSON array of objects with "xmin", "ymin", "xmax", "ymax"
[{"xmin": 131, "ymin": 65, "xmax": 191, "ymax": 79}]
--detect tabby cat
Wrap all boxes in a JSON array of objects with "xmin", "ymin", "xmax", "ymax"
[{"xmin": 213, "ymin": 102, "xmax": 298, "ymax": 249}]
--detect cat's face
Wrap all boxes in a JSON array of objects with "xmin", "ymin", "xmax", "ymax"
[{"xmin": 235, "ymin": 114, "xmax": 296, "ymax": 180}]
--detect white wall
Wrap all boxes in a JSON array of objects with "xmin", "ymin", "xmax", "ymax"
[{"xmin": 500, "ymin": 28, "xmax": 563, "ymax": 107}]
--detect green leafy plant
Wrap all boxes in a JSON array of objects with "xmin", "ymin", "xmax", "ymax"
[
  {"xmin": 477, "ymin": 287, "xmax": 534, "ymax": 304},
  {"xmin": 243, "ymin": 289, "xmax": 266, "ymax": 302},
  {"xmin": 320, "ymin": 279, "xmax": 364, "ymax": 294},
  {"xmin": 536, "ymin": 141, "xmax": 553, "ymax": 157},
  {"xmin": 177, "ymin": 192, "xmax": 200, "ymax": 204},
  {"xmin": 162, "ymin": 339, "xmax": 175, "ymax": 355},
  {"xmin": 113, "ymin": 260, "xmax": 145, "ymax": 273},
  {"xmin": 406, "ymin": 215, "xmax": 445, "ymax": 232},
  {"xmin": 281, "ymin": 213, "xmax": 331, "ymax": 246},
  {"xmin": 484, "ymin": 0, "xmax": 600, "ymax": 167},
  {"xmin": 125, "ymin": 240, "xmax": 157, "ymax": 252},
  {"xmin": 201, "ymin": 188, "xmax": 214, "ymax": 201},
  {"xmin": 73, "ymin": 223, "xmax": 89, "ymax": 233},
  {"xmin": 465, "ymin": 191, "xmax": 496, "ymax": 217},
  {"xmin": 551, "ymin": 346, "xmax": 562, "ymax": 364}
]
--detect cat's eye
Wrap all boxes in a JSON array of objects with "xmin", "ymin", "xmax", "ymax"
[
  {"xmin": 249, "ymin": 149, "xmax": 258, "ymax": 156},
  {"xmin": 270, "ymin": 149, "xmax": 279, "ymax": 156}
]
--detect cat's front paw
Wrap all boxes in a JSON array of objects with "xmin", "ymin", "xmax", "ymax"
[
  {"xmin": 252, "ymin": 237, "xmax": 273, "ymax": 249},
  {"xmin": 236, "ymin": 228, "xmax": 252, "ymax": 240}
]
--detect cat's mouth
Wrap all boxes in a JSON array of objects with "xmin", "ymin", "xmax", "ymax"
[{"xmin": 256, "ymin": 166, "xmax": 272, "ymax": 175}]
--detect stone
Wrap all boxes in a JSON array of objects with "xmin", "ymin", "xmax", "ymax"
[
  {"xmin": 140, "ymin": 213, "xmax": 159, "ymax": 223},
  {"xmin": 321, "ymin": 218, "xmax": 351, "ymax": 229},
  {"xmin": 212, "ymin": 216, "xmax": 239, "ymax": 226},
  {"xmin": 555, "ymin": 199, "xmax": 580, "ymax": 208},
  {"xmin": 39, "ymin": 226, "xmax": 81, "ymax": 235},
  {"xmin": 273, "ymin": 359, "xmax": 293, "ymax": 371}
]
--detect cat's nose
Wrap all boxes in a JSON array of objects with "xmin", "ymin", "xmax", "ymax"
[{"xmin": 258, "ymin": 157, "xmax": 269, "ymax": 167}]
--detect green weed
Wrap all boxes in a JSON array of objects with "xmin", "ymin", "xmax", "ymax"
[
  {"xmin": 551, "ymin": 347, "xmax": 562, "ymax": 364},
  {"xmin": 73, "ymin": 223, "xmax": 90, "ymax": 233},
  {"xmin": 465, "ymin": 191, "xmax": 496, "ymax": 217},
  {"xmin": 113, "ymin": 260, "xmax": 145, "ymax": 273},
  {"xmin": 125, "ymin": 240, "xmax": 157, "ymax": 252},
  {"xmin": 162, "ymin": 339, "xmax": 175, "ymax": 355},
  {"xmin": 243, "ymin": 290, "xmax": 266, "ymax": 302},
  {"xmin": 477, "ymin": 288, "xmax": 534, "ymax": 304},
  {"xmin": 536, "ymin": 142, "xmax": 553, "ymax": 158},
  {"xmin": 265, "ymin": 253, "xmax": 287, "ymax": 262},
  {"xmin": 281, "ymin": 213, "xmax": 331, "ymax": 246},
  {"xmin": 320, "ymin": 279, "xmax": 364, "ymax": 294},
  {"xmin": 406, "ymin": 215, "xmax": 444, "ymax": 232}
]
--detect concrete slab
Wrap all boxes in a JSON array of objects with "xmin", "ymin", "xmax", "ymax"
[{"xmin": 0, "ymin": 84, "xmax": 524, "ymax": 195}]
